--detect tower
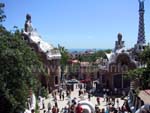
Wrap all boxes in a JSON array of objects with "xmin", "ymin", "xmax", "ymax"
[{"xmin": 135, "ymin": 0, "xmax": 146, "ymax": 53}]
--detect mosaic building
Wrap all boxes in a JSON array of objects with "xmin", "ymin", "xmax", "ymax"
[
  {"xmin": 22, "ymin": 14, "xmax": 61, "ymax": 91},
  {"xmin": 98, "ymin": 0, "xmax": 146, "ymax": 90}
]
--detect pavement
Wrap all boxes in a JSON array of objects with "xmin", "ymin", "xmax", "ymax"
[{"xmin": 39, "ymin": 87, "xmax": 125, "ymax": 113}]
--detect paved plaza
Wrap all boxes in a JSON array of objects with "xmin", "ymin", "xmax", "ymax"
[{"xmin": 39, "ymin": 86, "xmax": 125, "ymax": 113}]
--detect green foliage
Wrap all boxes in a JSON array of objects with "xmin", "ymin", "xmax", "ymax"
[
  {"xmin": 127, "ymin": 45, "xmax": 150, "ymax": 89},
  {"xmin": 127, "ymin": 68, "xmax": 144, "ymax": 80},
  {"xmin": 0, "ymin": 3, "xmax": 6, "ymax": 23},
  {"xmin": 58, "ymin": 45, "xmax": 69, "ymax": 80},
  {"xmin": 35, "ymin": 101, "xmax": 40, "ymax": 113},
  {"xmin": 58, "ymin": 45, "xmax": 69, "ymax": 66},
  {"xmin": 141, "ymin": 68, "xmax": 150, "ymax": 89},
  {"xmin": 141, "ymin": 46, "xmax": 150, "ymax": 68},
  {"xmin": 40, "ymin": 87, "xmax": 49, "ymax": 98},
  {"xmin": 0, "ymin": 29, "xmax": 43, "ymax": 113},
  {"xmin": 76, "ymin": 49, "xmax": 111, "ymax": 62}
]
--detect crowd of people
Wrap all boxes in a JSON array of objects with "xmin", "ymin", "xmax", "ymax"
[{"xmin": 36, "ymin": 82, "xmax": 130, "ymax": 113}]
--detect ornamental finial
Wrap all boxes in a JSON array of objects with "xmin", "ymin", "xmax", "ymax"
[{"xmin": 139, "ymin": 0, "xmax": 145, "ymax": 11}]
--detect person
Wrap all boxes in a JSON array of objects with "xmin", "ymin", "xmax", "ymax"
[
  {"xmin": 31, "ymin": 109, "xmax": 35, "ymax": 113},
  {"xmin": 88, "ymin": 93, "xmax": 91, "ymax": 101},
  {"xmin": 103, "ymin": 93, "xmax": 106, "ymax": 102},
  {"xmin": 42, "ymin": 98, "xmax": 45, "ymax": 109},
  {"xmin": 43, "ymin": 110, "xmax": 46, "ymax": 113},
  {"xmin": 54, "ymin": 100, "xmax": 58, "ymax": 108},
  {"xmin": 38, "ymin": 96, "xmax": 43, "ymax": 110},
  {"xmin": 97, "ymin": 97, "xmax": 100, "ymax": 105},
  {"xmin": 47, "ymin": 102, "xmax": 51, "ymax": 111},
  {"xmin": 95, "ymin": 105, "xmax": 100, "ymax": 113},
  {"xmin": 47, "ymin": 110, "xmax": 51, "ymax": 113},
  {"xmin": 76, "ymin": 103, "xmax": 83, "ymax": 113},
  {"xmin": 52, "ymin": 106, "xmax": 57, "ymax": 113},
  {"xmin": 101, "ymin": 108, "xmax": 105, "ymax": 113},
  {"xmin": 72, "ymin": 98, "xmax": 77, "ymax": 105},
  {"xmin": 116, "ymin": 98, "xmax": 119, "ymax": 108},
  {"xmin": 59, "ymin": 92, "xmax": 62, "ymax": 100},
  {"xmin": 63, "ymin": 106, "xmax": 68, "ymax": 113},
  {"xmin": 105, "ymin": 107, "xmax": 109, "ymax": 113},
  {"xmin": 62, "ymin": 92, "xmax": 65, "ymax": 101},
  {"xmin": 67, "ymin": 99, "xmax": 72, "ymax": 107}
]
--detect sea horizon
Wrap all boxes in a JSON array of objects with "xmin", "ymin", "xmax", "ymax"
[{"xmin": 67, "ymin": 48, "xmax": 111, "ymax": 53}]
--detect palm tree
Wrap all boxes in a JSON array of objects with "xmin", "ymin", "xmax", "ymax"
[{"xmin": 58, "ymin": 44, "xmax": 69, "ymax": 81}]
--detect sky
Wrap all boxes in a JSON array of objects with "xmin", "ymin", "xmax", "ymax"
[{"xmin": 1, "ymin": 0, "xmax": 150, "ymax": 49}]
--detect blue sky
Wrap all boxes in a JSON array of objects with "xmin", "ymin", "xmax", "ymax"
[{"xmin": 1, "ymin": 0, "xmax": 150, "ymax": 49}]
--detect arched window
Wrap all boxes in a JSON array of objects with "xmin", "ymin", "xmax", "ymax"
[
  {"xmin": 121, "ymin": 65, "xmax": 128, "ymax": 72},
  {"xmin": 55, "ymin": 76, "xmax": 58, "ymax": 85},
  {"xmin": 111, "ymin": 65, "xmax": 116, "ymax": 72}
]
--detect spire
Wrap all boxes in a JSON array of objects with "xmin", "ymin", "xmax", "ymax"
[
  {"xmin": 137, "ymin": 0, "xmax": 145, "ymax": 44},
  {"xmin": 139, "ymin": 0, "xmax": 144, "ymax": 11}
]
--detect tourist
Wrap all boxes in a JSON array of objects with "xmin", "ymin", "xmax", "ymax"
[
  {"xmin": 66, "ymin": 90, "xmax": 69, "ymax": 97},
  {"xmin": 38, "ymin": 96, "xmax": 43, "ymax": 110},
  {"xmin": 42, "ymin": 98, "xmax": 45, "ymax": 109},
  {"xmin": 52, "ymin": 106, "xmax": 59, "ymax": 113},
  {"xmin": 96, "ymin": 97, "xmax": 100, "ymax": 105},
  {"xmin": 59, "ymin": 92, "xmax": 62, "ymax": 100},
  {"xmin": 52, "ymin": 106, "xmax": 57, "ymax": 113},
  {"xmin": 47, "ymin": 110, "xmax": 51, "ymax": 113},
  {"xmin": 70, "ymin": 104, "xmax": 75, "ymax": 113},
  {"xmin": 72, "ymin": 98, "xmax": 77, "ymax": 105},
  {"xmin": 43, "ymin": 110, "xmax": 46, "ymax": 113},
  {"xmin": 31, "ymin": 109, "xmax": 35, "ymax": 113},
  {"xmin": 105, "ymin": 107, "xmax": 109, "ymax": 113},
  {"xmin": 63, "ymin": 106, "xmax": 69, "ymax": 113},
  {"xmin": 88, "ymin": 93, "xmax": 91, "ymax": 101},
  {"xmin": 79, "ymin": 89, "xmax": 81, "ymax": 96},
  {"xmin": 47, "ymin": 102, "xmax": 51, "ymax": 111},
  {"xmin": 116, "ymin": 98, "xmax": 119, "ymax": 108},
  {"xmin": 95, "ymin": 105, "xmax": 100, "ymax": 113},
  {"xmin": 101, "ymin": 108, "xmax": 105, "ymax": 113},
  {"xmin": 103, "ymin": 93, "xmax": 106, "ymax": 102},
  {"xmin": 76, "ymin": 103, "xmax": 83, "ymax": 113},
  {"xmin": 54, "ymin": 100, "xmax": 58, "ymax": 108},
  {"xmin": 62, "ymin": 92, "xmax": 65, "ymax": 100},
  {"xmin": 67, "ymin": 98, "xmax": 70, "ymax": 107}
]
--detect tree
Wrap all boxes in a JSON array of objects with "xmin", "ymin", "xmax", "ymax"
[
  {"xmin": 75, "ymin": 49, "xmax": 111, "ymax": 62},
  {"xmin": 0, "ymin": 3, "xmax": 6, "ymax": 23},
  {"xmin": 58, "ymin": 45, "xmax": 69, "ymax": 80},
  {"xmin": 0, "ymin": 4, "xmax": 44, "ymax": 112},
  {"xmin": 0, "ymin": 29, "xmax": 44, "ymax": 113},
  {"xmin": 0, "ymin": 3, "xmax": 7, "ymax": 37},
  {"xmin": 140, "ymin": 46, "xmax": 150, "ymax": 89},
  {"xmin": 141, "ymin": 45, "xmax": 150, "ymax": 68},
  {"xmin": 127, "ymin": 46, "xmax": 150, "ymax": 90}
]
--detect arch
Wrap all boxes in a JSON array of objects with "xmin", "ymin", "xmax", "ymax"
[
  {"xmin": 116, "ymin": 53, "xmax": 131, "ymax": 65},
  {"xmin": 113, "ymin": 73, "xmax": 130, "ymax": 89},
  {"xmin": 109, "ymin": 63, "xmax": 117, "ymax": 72},
  {"xmin": 55, "ymin": 76, "xmax": 58, "ymax": 85},
  {"xmin": 113, "ymin": 74, "xmax": 122, "ymax": 88}
]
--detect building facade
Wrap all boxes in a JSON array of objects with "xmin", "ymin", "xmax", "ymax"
[
  {"xmin": 22, "ymin": 14, "xmax": 61, "ymax": 91},
  {"xmin": 98, "ymin": 0, "xmax": 146, "ymax": 91}
]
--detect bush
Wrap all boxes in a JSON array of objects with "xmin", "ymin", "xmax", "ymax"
[{"xmin": 40, "ymin": 87, "xmax": 49, "ymax": 98}]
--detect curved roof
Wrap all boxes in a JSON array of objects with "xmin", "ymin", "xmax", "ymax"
[{"xmin": 24, "ymin": 30, "xmax": 61, "ymax": 60}]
